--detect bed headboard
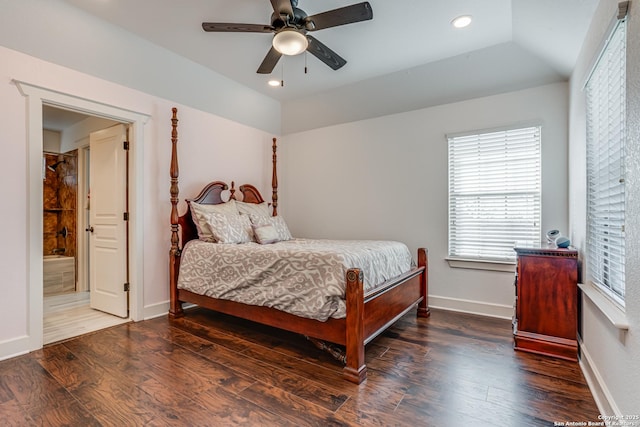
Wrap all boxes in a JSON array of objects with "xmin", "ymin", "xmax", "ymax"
[
  {"xmin": 170, "ymin": 107, "xmax": 278, "ymax": 250},
  {"xmin": 177, "ymin": 181, "xmax": 269, "ymax": 247},
  {"xmin": 178, "ymin": 180, "xmax": 227, "ymax": 247}
]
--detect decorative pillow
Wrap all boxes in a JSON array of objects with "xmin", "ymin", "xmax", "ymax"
[
  {"xmin": 236, "ymin": 201, "xmax": 270, "ymax": 218},
  {"xmin": 189, "ymin": 200, "xmax": 239, "ymax": 241},
  {"xmin": 250, "ymin": 215, "xmax": 292, "ymax": 242},
  {"xmin": 205, "ymin": 211, "xmax": 253, "ymax": 244},
  {"xmin": 252, "ymin": 223, "xmax": 281, "ymax": 244}
]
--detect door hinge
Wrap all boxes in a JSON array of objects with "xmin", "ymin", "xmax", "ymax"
[
  {"xmin": 123, "ymin": 212, "xmax": 129, "ymax": 221},
  {"xmin": 124, "ymin": 282, "xmax": 130, "ymax": 292},
  {"xmin": 123, "ymin": 140, "xmax": 130, "ymax": 150}
]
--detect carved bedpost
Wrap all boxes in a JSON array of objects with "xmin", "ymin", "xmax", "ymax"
[
  {"xmin": 344, "ymin": 268, "xmax": 367, "ymax": 384},
  {"xmin": 169, "ymin": 107, "xmax": 183, "ymax": 318},
  {"xmin": 229, "ymin": 181, "xmax": 236, "ymax": 200},
  {"xmin": 417, "ymin": 248, "xmax": 430, "ymax": 318},
  {"xmin": 170, "ymin": 108, "xmax": 180, "ymax": 250},
  {"xmin": 272, "ymin": 138, "xmax": 278, "ymax": 216}
]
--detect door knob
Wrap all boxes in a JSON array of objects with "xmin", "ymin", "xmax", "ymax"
[{"xmin": 85, "ymin": 226, "xmax": 94, "ymax": 233}]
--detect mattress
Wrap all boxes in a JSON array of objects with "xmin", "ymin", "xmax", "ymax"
[{"xmin": 177, "ymin": 238, "xmax": 413, "ymax": 321}]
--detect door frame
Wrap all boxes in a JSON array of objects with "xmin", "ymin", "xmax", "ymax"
[
  {"xmin": 77, "ymin": 145, "xmax": 91, "ymax": 293},
  {"xmin": 15, "ymin": 80, "xmax": 149, "ymax": 352}
]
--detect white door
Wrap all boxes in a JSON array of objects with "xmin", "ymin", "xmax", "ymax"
[{"xmin": 89, "ymin": 124, "xmax": 129, "ymax": 318}]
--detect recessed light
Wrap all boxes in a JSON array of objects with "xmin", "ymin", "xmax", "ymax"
[
  {"xmin": 452, "ymin": 15, "xmax": 472, "ymax": 29},
  {"xmin": 268, "ymin": 79, "xmax": 281, "ymax": 87}
]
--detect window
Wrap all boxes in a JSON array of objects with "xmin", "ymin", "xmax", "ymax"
[
  {"xmin": 585, "ymin": 9, "xmax": 627, "ymax": 304},
  {"xmin": 448, "ymin": 126, "xmax": 541, "ymax": 263}
]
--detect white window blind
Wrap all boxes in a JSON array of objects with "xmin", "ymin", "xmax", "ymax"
[
  {"xmin": 448, "ymin": 126, "xmax": 541, "ymax": 262},
  {"xmin": 585, "ymin": 14, "xmax": 626, "ymax": 303}
]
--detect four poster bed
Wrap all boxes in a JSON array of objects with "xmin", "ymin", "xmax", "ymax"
[{"xmin": 168, "ymin": 107, "xmax": 430, "ymax": 383}]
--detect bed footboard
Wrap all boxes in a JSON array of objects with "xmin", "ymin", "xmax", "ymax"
[{"xmin": 343, "ymin": 247, "xmax": 428, "ymax": 383}]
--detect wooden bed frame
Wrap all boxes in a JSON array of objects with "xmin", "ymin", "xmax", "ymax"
[{"xmin": 168, "ymin": 107, "xmax": 430, "ymax": 383}]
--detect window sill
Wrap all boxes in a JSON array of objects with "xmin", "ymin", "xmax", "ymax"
[
  {"xmin": 446, "ymin": 258, "xmax": 515, "ymax": 272},
  {"xmin": 578, "ymin": 282, "xmax": 629, "ymax": 330}
]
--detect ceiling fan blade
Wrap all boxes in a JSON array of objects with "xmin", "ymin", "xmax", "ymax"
[
  {"xmin": 306, "ymin": 35, "xmax": 346, "ymax": 70},
  {"xmin": 257, "ymin": 46, "xmax": 283, "ymax": 74},
  {"xmin": 270, "ymin": 0, "xmax": 294, "ymax": 17},
  {"xmin": 202, "ymin": 22, "xmax": 274, "ymax": 33},
  {"xmin": 305, "ymin": 2, "xmax": 373, "ymax": 31}
]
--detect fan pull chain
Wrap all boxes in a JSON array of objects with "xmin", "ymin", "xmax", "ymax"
[
  {"xmin": 281, "ymin": 62, "xmax": 285, "ymax": 86},
  {"xmin": 305, "ymin": 51, "xmax": 308, "ymax": 74}
]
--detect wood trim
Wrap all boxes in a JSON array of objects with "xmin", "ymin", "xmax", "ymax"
[
  {"xmin": 189, "ymin": 181, "xmax": 228, "ymax": 204},
  {"xmin": 178, "ymin": 289, "xmax": 346, "ymax": 344},
  {"xmin": 238, "ymin": 184, "xmax": 265, "ymax": 204},
  {"xmin": 514, "ymin": 331, "xmax": 578, "ymax": 361},
  {"xmin": 514, "ymin": 246, "xmax": 578, "ymax": 258}
]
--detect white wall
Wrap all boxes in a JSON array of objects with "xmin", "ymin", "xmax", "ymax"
[
  {"xmin": 280, "ymin": 82, "xmax": 569, "ymax": 318},
  {"xmin": 281, "ymin": 42, "xmax": 565, "ymax": 135},
  {"xmin": 42, "ymin": 130, "xmax": 61, "ymax": 153},
  {"xmin": 60, "ymin": 116, "xmax": 120, "ymax": 153},
  {"xmin": 0, "ymin": 45, "xmax": 274, "ymax": 358},
  {"xmin": 568, "ymin": 0, "xmax": 640, "ymax": 415}
]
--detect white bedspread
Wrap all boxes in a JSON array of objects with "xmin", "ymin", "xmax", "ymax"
[{"xmin": 177, "ymin": 238, "xmax": 413, "ymax": 321}]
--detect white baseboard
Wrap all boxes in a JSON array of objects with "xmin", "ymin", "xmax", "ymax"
[
  {"xmin": 0, "ymin": 335, "xmax": 31, "ymax": 362},
  {"xmin": 143, "ymin": 301, "xmax": 170, "ymax": 320},
  {"xmin": 579, "ymin": 341, "xmax": 619, "ymax": 416},
  {"xmin": 429, "ymin": 295, "xmax": 513, "ymax": 319},
  {"xmin": 143, "ymin": 301, "xmax": 197, "ymax": 320}
]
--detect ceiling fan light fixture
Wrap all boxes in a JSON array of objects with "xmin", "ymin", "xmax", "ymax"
[
  {"xmin": 268, "ymin": 79, "xmax": 281, "ymax": 87},
  {"xmin": 452, "ymin": 15, "xmax": 472, "ymax": 29},
  {"xmin": 272, "ymin": 28, "xmax": 308, "ymax": 55}
]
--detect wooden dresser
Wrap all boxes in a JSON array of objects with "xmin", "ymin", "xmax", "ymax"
[{"xmin": 513, "ymin": 245, "xmax": 578, "ymax": 361}]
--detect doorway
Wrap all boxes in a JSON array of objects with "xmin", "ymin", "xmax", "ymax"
[
  {"xmin": 15, "ymin": 80, "xmax": 149, "ymax": 352},
  {"xmin": 42, "ymin": 107, "xmax": 130, "ymax": 344}
]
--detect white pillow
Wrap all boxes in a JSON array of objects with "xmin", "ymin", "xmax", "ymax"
[
  {"xmin": 189, "ymin": 200, "xmax": 239, "ymax": 241},
  {"xmin": 236, "ymin": 201, "xmax": 270, "ymax": 218},
  {"xmin": 250, "ymin": 215, "xmax": 292, "ymax": 242},
  {"xmin": 252, "ymin": 223, "xmax": 281, "ymax": 244},
  {"xmin": 205, "ymin": 212, "xmax": 253, "ymax": 244}
]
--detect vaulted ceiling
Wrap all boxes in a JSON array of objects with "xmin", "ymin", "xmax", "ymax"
[
  {"xmin": 60, "ymin": 0, "xmax": 598, "ymax": 101},
  {"xmin": 50, "ymin": 0, "xmax": 600, "ymax": 133}
]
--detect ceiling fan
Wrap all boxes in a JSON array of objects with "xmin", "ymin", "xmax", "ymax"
[{"xmin": 202, "ymin": 0, "xmax": 373, "ymax": 74}]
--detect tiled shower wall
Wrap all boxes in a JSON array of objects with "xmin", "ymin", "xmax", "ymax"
[{"xmin": 43, "ymin": 152, "xmax": 77, "ymax": 257}]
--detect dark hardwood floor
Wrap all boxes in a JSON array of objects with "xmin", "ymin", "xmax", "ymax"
[{"xmin": 0, "ymin": 308, "xmax": 599, "ymax": 426}]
